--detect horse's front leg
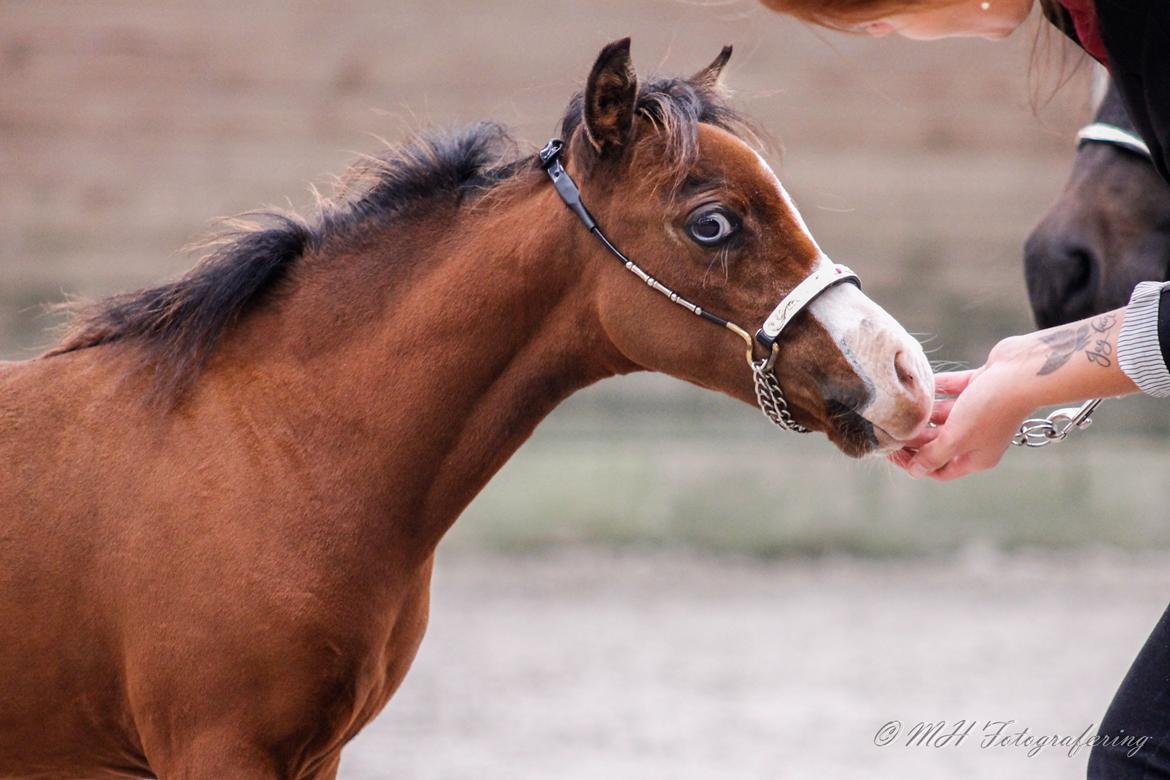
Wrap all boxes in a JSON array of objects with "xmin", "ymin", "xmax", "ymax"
[
  {"xmin": 305, "ymin": 753, "xmax": 341, "ymax": 780},
  {"xmin": 148, "ymin": 732, "xmax": 294, "ymax": 780},
  {"xmin": 147, "ymin": 728, "xmax": 344, "ymax": 780},
  {"xmin": 141, "ymin": 560, "xmax": 435, "ymax": 780}
]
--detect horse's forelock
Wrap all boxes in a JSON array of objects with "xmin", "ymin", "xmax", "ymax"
[{"xmin": 561, "ymin": 75, "xmax": 763, "ymax": 192}]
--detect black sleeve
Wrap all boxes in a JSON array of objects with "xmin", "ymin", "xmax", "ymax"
[
  {"xmin": 1093, "ymin": 0, "xmax": 1170, "ymax": 371},
  {"xmin": 1096, "ymin": 0, "xmax": 1170, "ymax": 184}
]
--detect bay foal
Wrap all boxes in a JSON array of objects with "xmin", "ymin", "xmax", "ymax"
[
  {"xmin": 0, "ymin": 40, "xmax": 931, "ymax": 778},
  {"xmin": 1026, "ymin": 75, "xmax": 1170, "ymax": 327}
]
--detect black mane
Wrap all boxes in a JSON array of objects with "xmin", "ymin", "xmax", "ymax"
[
  {"xmin": 47, "ymin": 75, "xmax": 756, "ymax": 400},
  {"xmin": 46, "ymin": 121, "xmax": 522, "ymax": 398}
]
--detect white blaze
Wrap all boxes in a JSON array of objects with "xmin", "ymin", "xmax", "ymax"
[{"xmin": 753, "ymin": 152, "xmax": 933, "ymax": 442}]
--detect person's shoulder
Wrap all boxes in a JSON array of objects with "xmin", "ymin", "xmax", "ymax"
[
  {"xmin": 1095, "ymin": 0, "xmax": 1170, "ymax": 184},
  {"xmin": 1095, "ymin": 0, "xmax": 1155, "ymax": 28},
  {"xmin": 1096, "ymin": 0, "xmax": 1170, "ymax": 79}
]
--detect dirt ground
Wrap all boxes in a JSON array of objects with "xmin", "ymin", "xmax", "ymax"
[{"xmin": 339, "ymin": 549, "xmax": 1170, "ymax": 780}]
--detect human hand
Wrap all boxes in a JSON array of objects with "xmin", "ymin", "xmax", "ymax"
[
  {"xmin": 887, "ymin": 338, "xmax": 1040, "ymax": 481},
  {"xmin": 887, "ymin": 309, "xmax": 1140, "ymax": 481}
]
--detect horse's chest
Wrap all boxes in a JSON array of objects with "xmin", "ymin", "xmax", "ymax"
[{"xmin": 319, "ymin": 564, "xmax": 435, "ymax": 745}]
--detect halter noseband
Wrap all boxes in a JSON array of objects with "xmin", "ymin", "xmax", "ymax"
[
  {"xmin": 538, "ymin": 138, "xmax": 860, "ymax": 432},
  {"xmin": 1076, "ymin": 122, "xmax": 1152, "ymax": 160}
]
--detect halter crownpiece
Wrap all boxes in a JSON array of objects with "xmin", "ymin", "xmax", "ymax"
[
  {"xmin": 1076, "ymin": 122, "xmax": 1152, "ymax": 160},
  {"xmin": 538, "ymin": 138, "xmax": 861, "ymax": 432}
]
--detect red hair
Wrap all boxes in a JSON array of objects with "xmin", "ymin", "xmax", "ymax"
[{"xmin": 758, "ymin": 0, "xmax": 966, "ymax": 30}]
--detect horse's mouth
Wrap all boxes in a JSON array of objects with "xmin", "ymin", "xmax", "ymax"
[
  {"xmin": 825, "ymin": 400, "xmax": 880, "ymax": 458},
  {"xmin": 825, "ymin": 401, "xmax": 921, "ymax": 459}
]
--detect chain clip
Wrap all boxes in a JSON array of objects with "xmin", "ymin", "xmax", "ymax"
[{"xmin": 1011, "ymin": 398, "xmax": 1102, "ymax": 448}]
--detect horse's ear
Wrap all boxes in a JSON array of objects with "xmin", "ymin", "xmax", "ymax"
[
  {"xmin": 584, "ymin": 37, "xmax": 638, "ymax": 156},
  {"xmin": 692, "ymin": 45, "xmax": 733, "ymax": 90}
]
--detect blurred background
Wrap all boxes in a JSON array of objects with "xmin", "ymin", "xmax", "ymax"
[{"xmin": 3, "ymin": 2, "xmax": 1169, "ymax": 778}]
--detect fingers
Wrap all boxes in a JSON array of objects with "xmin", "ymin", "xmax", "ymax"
[
  {"xmin": 894, "ymin": 372, "xmax": 971, "ymax": 477},
  {"xmin": 904, "ymin": 434, "xmax": 958, "ymax": 479},
  {"xmin": 933, "ymin": 369, "xmax": 979, "ymax": 397},
  {"xmin": 926, "ymin": 452, "xmax": 992, "ymax": 481},
  {"xmin": 889, "ymin": 443, "xmax": 964, "ymax": 480},
  {"xmin": 924, "ymin": 453, "xmax": 971, "ymax": 481},
  {"xmin": 897, "ymin": 398, "xmax": 952, "ymax": 451},
  {"xmin": 887, "ymin": 365, "xmax": 1006, "ymax": 481},
  {"xmin": 905, "ymin": 445, "xmax": 1005, "ymax": 482},
  {"xmin": 900, "ymin": 424, "xmax": 941, "ymax": 450},
  {"xmin": 886, "ymin": 448, "xmax": 914, "ymax": 469}
]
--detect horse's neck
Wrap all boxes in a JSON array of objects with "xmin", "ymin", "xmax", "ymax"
[
  {"xmin": 1096, "ymin": 81, "xmax": 1132, "ymax": 129},
  {"xmin": 222, "ymin": 185, "xmax": 626, "ymax": 558}
]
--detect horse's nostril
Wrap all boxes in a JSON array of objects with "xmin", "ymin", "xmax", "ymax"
[
  {"xmin": 1065, "ymin": 246, "xmax": 1095, "ymax": 296},
  {"xmin": 894, "ymin": 349, "xmax": 915, "ymax": 392},
  {"xmin": 1026, "ymin": 237, "xmax": 1099, "ymax": 328}
]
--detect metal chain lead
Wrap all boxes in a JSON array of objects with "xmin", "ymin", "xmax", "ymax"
[
  {"xmin": 751, "ymin": 357, "xmax": 809, "ymax": 433},
  {"xmin": 1011, "ymin": 398, "xmax": 1102, "ymax": 448}
]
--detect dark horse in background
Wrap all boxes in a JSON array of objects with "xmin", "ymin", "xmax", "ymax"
[
  {"xmin": 0, "ymin": 40, "xmax": 931, "ymax": 778},
  {"xmin": 1026, "ymin": 73, "xmax": 1170, "ymax": 327}
]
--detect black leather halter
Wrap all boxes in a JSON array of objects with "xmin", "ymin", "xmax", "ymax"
[{"xmin": 538, "ymin": 138, "xmax": 861, "ymax": 432}]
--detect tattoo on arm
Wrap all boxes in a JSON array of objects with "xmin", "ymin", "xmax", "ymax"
[
  {"xmin": 1037, "ymin": 325, "xmax": 1089, "ymax": 375},
  {"xmin": 1085, "ymin": 313, "xmax": 1116, "ymax": 368},
  {"xmin": 1035, "ymin": 313, "xmax": 1117, "ymax": 376}
]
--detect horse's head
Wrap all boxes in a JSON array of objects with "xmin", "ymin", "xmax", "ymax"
[
  {"xmin": 556, "ymin": 39, "xmax": 932, "ymax": 457},
  {"xmin": 1025, "ymin": 78, "xmax": 1170, "ymax": 328}
]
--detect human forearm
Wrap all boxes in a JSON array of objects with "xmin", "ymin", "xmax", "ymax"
[
  {"xmin": 890, "ymin": 283, "xmax": 1170, "ymax": 481},
  {"xmin": 890, "ymin": 307, "xmax": 1140, "ymax": 481},
  {"xmin": 988, "ymin": 307, "xmax": 1139, "ymax": 410}
]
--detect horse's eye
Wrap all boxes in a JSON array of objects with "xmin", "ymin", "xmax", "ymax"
[{"xmin": 687, "ymin": 208, "xmax": 738, "ymax": 246}]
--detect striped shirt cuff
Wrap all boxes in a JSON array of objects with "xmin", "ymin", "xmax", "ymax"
[{"xmin": 1118, "ymin": 280, "xmax": 1170, "ymax": 398}]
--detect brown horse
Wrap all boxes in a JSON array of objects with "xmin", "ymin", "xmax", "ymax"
[
  {"xmin": 1025, "ymin": 74, "xmax": 1170, "ymax": 328},
  {"xmin": 0, "ymin": 40, "xmax": 931, "ymax": 778}
]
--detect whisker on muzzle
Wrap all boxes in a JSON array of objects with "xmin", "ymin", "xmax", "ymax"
[{"xmin": 928, "ymin": 359, "xmax": 969, "ymax": 373}]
